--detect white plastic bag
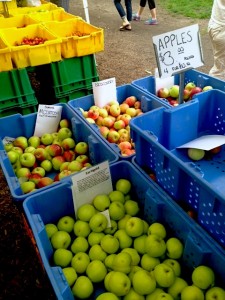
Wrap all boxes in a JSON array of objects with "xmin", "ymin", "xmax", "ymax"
[{"xmin": 23, "ymin": 0, "xmax": 41, "ymax": 7}]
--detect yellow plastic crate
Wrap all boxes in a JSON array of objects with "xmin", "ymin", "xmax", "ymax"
[
  {"xmin": 0, "ymin": 23, "xmax": 62, "ymax": 68},
  {"xmin": 44, "ymin": 19, "xmax": 104, "ymax": 58},
  {"xmin": 29, "ymin": 9, "xmax": 81, "ymax": 22},
  {"xmin": 9, "ymin": 2, "xmax": 62, "ymax": 15},
  {"xmin": 0, "ymin": 38, "xmax": 13, "ymax": 72},
  {"xmin": 0, "ymin": 14, "xmax": 39, "ymax": 28}
]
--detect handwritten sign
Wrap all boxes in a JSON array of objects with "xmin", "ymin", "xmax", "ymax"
[
  {"xmin": 152, "ymin": 24, "xmax": 204, "ymax": 78},
  {"xmin": 92, "ymin": 78, "xmax": 117, "ymax": 107}
]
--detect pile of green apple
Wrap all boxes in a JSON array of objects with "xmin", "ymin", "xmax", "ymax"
[
  {"xmin": 4, "ymin": 118, "xmax": 92, "ymax": 194},
  {"xmin": 157, "ymin": 83, "xmax": 213, "ymax": 106},
  {"xmin": 80, "ymin": 96, "xmax": 144, "ymax": 157},
  {"xmin": 45, "ymin": 178, "xmax": 225, "ymax": 300}
]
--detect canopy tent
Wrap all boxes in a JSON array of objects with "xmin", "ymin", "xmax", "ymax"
[{"xmin": 82, "ymin": 0, "xmax": 90, "ymax": 23}]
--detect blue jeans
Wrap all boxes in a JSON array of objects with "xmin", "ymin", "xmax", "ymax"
[{"xmin": 114, "ymin": 0, "xmax": 132, "ymax": 21}]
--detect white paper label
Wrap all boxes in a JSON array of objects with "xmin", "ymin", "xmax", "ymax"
[
  {"xmin": 34, "ymin": 105, "xmax": 62, "ymax": 137},
  {"xmin": 71, "ymin": 161, "xmax": 113, "ymax": 215},
  {"xmin": 92, "ymin": 78, "xmax": 117, "ymax": 107}
]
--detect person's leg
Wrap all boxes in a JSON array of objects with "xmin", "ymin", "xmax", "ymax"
[
  {"xmin": 124, "ymin": 0, "xmax": 132, "ymax": 22},
  {"xmin": 208, "ymin": 24, "xmax": 225, "ymax": 80},
  {"xmin": 133, "ymin": 0, "xmax": 146, "ymax": 21},
  {"xmin": 114, "ymin": 0, "xmax": 131, "ymax": 30},
  {"xmin": 145, "ymin": 0, "xmax": 158, "ymax": 25}
]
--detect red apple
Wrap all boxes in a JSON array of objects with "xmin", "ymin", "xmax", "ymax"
[
  {"xmin": 99, "ymin": 126, "xmax": 110, "ymax": 138},
  {"xmin": 37, "ymin": 177, "xmax": 54, "ymax": 188},
  {"xmin": 189, "ymin": 86, "xmax": 202, "ymax": 99},
  {"xmin": 63, "ymin": 150, "xmax": 76, "ymax": 162},
  {"xmin": 109, "ymin": 104, "xmax": 121, "ymax": 117},
  {"xmin": 47, "ymin": 144, "xmax": 63, "ymax": 157},
  {"xmin": 120, "ymin": 103, "xmax": 129, "ymax": 113},
  {"xmin": 183, "ymin": 89, "xmax": 191, "ymax": 101},
  {"xmin": 157, "ymin": 87, "xmax": 170, "ymax": 98},
  {"xmin": 118, "ymin": 141, "xmax": 132, "ymax": 151},
  {"xmin": 87, "ymin": 108, "xmax": 99, "ymax": 120},
  {"xmin": 107, "ymin": 131, "xmax": 120, "ymax": 143},
  {"xmin": 124, "ymin": 96, "xmax": 137, "ymax": 107},
  {"xmin": 210, "ymin": 146, "xmax": 222, "ymax": 155}
]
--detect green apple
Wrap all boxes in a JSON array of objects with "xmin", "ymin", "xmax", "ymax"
[
  {"xmin": 104, "ymin": 254, "xmax": 117, "ymax": 271},
  {"xmin": 61, "ymin": 137, "xmax": 75, "ymax": 150},
  {"xmin": 124, "ymin": 200, "xmax": 140, "ymax": 216},
  {"xmin": 104, "ymin": 219, "xmax": 118, "ymax": 234},
  {"xmin": 118, "ymin": 214, "xmax": 132, "ymax": 229},
  {"xmin": 146, "ymin": 288, "xmax": 164, "ymax": 300},
  {"xmin": 45, "ymin": 223, "xmax": 58, "ymax": 239},
  {"xmin": 88, "ymin": 232, "xmax": 105, "ymax": 246},
  {"xmin": 74, "ymin": 220, "xmax": 91, "ymax": 237},
  {"xmin": 89, "ymin": 212, "xmax": 108, "ymax": 233},
  {"xmin": 68, "ymin": 160, "xmax": 83, "ymax": 172},
  {"xmin": 163, "ymin": 258, "xmax": 181, "ymax": 276},
  {"xmin": 51, "ymin": 230, "xmax": 71, "ymax": 249},
  {"xmin": 112, "ymin": 252, "xmax": 132, "ymax": 274},
  {"xmin": 106, "ymin": 271, "xmax": 131, "ymax": 297},
  {"xmin": 16, "ymin": 167, "xmax": 31, "ymax": 180},
  {"xmin": 72, "ymin": 275, "xmax": 94, "ymax": 299},
  {"xmin": 28, "ymin": 136, "xmax": 41, "ymax": 148},
  {"xmin": 20, "ymin": 181, "xmax": 36, "ymax": 194},
  {"xmin": 132, "ymin": 269, "xmax": 156, "ymax": 296},
  {"xmin": 166, "ymin": 237, "xmax": 183, "ymax": 259},
  {"xmin": 145, "ymin": 234, "xmax": 166, "ymax": 257},
  {"xmin": 205, "ymin": 287, "xmax": 225, "ymax": 300},
  {"xmin": 53, "ymin": 248, "xmax": 73, "ymax": 267},
  {"xmin": 128, "ymin": 265, "xmax": 143, "ymax": 282},
  {"xmin": 20, "ymin": 152, "xmax": 36, "ymax": 168},
  {"xmin": 156, "ymin": 292, "xmax": 174, "ymax": 300},
  {"xmin": 71, "ymin": 236, "xmax": 89, "ymax": 254},
  {"xmin": 148, "ymin": 222, "xmax": 167, "ymax": 239},
  {"xmin": 115, "ymin": 178, "xmax": 132, "ymax": 195},
  {"xmin": 71, "ymin": 252, "xmax": 90, "ymax": 274},
  {"xmin": 88, "ymin": 244, "xmax": 107, "ymax": 261},
  {"xmin": 181, "ymin": 285, "xmax": 204, "ymax": 300},
  {"xmin": 57, "ymin": 127, "xmax": 72, "ymax": 141},
  {"xmin": 41, "ymin": 133, "xmax": 53, "ymax": 145},
  {"xmin": 75, "ymin": 141, "xmax": 88, "ymax": 155},
  {"xmin": 114, "ymin": 229, "xmax": 133, "ymax": 249},
  {"xmin": 12, "ymin": 146, "xmax": 23, "ymax": 156},
  {"xmin": 57, "ymin": 215, "xmax": 75, "ymax": 233},
  {"xmin": 86, "ymin": 259, "xmax": 107, "ymax": 283},
  {"xmin": 7, "ymin": 150, "xmax": 19, "ymax": 164},
  {"xmin": 100, "ymin": 234, "xmax": 120, "ymax": 254},
  {"xmin": 169, "ymin": 85, "xmax": 179, "ymax": 98},
  {"xmin": 187, "ymin": 148, "xmax": 205, "ymax": 161},
  {"xmin": 167, "ymin": 277, "xmax": 188, "ymax": 300},
  {"xmin": 140, "ymin": 253, "xmax": 160, "ymax": 271},
  {"xmin": 59, "ymin": 118, "xmax": 70, "ymax": 128},
  {"xmin": 109, "ymin": 190, "xmax": 125, "ymax": 203},
  {"xmin": 77, "ymin": 203, "xmax": 96, "ymax": 222},
  {"xmin": 191, "ymin": 265, "xmax": 215, "ymax": 290},
  {"xmin": 4, "ymin": 142, "xmax": 13, "ymax": 152},
  {"xmin": 122, "ymin": 248, "xmax": 140, "ymax": 266},
  {"xmin": 124, "ymin": 287, "xmax": 145, "ymax": 300},
  {"xmin": 133, "ymin": 234, "xmax": 147, "ymax": 255},
  {"xmin": 32, "ymin": 167, "xmax": 45, "ymax": 177},
  {"xmin": 202, "ymin": 85, "xmax": 213, "ymax": 91},
  {"xmin": 13, "ymin": 136, "xmax": 28, "ymax": 150},
  {"xmin": 125, "ymin": 217, "xmax": 144, "ymax": 237},
  {"xmin": 40, "ymin": 159, "xmax": 52, "ymax": 172},
  {"xmin": 154, "ymin": 263, "xmax": 175, "ymax": 288},
  {"xmin": 96, "ymin": 292, "xmax": 120, "ymax": 300},
  {"xmin": 24, "ymin": 146, "xmax": 36, "ymax": 154},
  {"xmin": 185, "ymin": 82, "xmax": 196, "ymax": 91},
  {"xmin": 93, "ymin": 194, "xmax": 111, "ymax": 211},
  {"xmin": 62, "ymin": 267, "xmax": 77, "ymax": 286}
]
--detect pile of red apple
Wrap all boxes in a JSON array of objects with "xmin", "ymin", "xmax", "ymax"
[
  {"xmin": 5, "ymin": 118, "xmax": 92, "ymax": 194},
  {"xmin": 157, "ymin": 82, "xmax": 213, "ymax": 106},
  {"xmin": 45, "ymin": 178, "xmax": 225, "ymax": 299},
  {"xmin": 15, "ymin": 36, "xmax": 47, "ymax": 46},
  {"xmin": 81, "ymin": 96, "xmax": 143, "ymax": 156}
]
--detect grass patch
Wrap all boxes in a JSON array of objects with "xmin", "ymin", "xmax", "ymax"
[{"xmin": 158, "ymin": 0, "xmax": 213, "ymax": 19}]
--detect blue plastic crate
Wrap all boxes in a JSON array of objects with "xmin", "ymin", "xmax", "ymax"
[
  {"xmin": 23, "ymin": 160, "xmax": 225, "ymax": 299},
  {"xmin": 0, "ymin": 103, "xmax": 118, "ymax": 202},
  {"xmin": 130, "ymin": 89, "xmax": 225, "ymax": 247},
  {"xmin": 131, "ymin": 69, "xmax": 225, "ymax": 105},
  {"xmin": 68, "ymin": 84, "xmax": 170, "ymax": 160}
]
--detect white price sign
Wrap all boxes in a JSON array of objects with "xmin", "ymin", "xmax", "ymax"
[{"xmin": 152, "ymin": 24, "xmax": 204, "ymax": 78}]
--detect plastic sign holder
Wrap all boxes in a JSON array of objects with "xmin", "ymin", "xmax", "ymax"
[{"xmin": 152, "ymin": 24, "xmax": 204, "ymax": 104}]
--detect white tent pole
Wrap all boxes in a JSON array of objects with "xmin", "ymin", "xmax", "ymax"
[{"xmin": 83, "ymin": 0, "xmax": 90, "ymax": 23}]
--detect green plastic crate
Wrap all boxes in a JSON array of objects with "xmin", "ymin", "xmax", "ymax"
[
  {"xmin": 0, "ymin": 102, "xmax": 37, "ymax": 117},
  {"xmin": 0, "ymin": 68, "xmax": 38, "ymax": 111},
  {"xmin": 36, "ymin": 55, "xmax": 98, "ymax": 98}
]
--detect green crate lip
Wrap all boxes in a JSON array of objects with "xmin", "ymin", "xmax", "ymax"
[
  {"xmin": 0, "ymin": 104, "xmax": 37, "ymax": 117},
  {"xmin": 56, "ymin": 87, "xmax": 94, "ymax": 103}
]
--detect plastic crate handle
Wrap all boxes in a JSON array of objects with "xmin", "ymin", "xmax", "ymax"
[{"xmin": 189, "ymin": 162, "xmax": 204, "ymax": 177}]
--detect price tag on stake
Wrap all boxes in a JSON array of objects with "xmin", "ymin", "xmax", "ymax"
[{"xmin": 152, "ymin": 24, "xmax": 204, "ymax": 79}]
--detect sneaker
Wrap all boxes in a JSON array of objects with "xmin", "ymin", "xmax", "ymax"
[
  {"xmin": 144, "ymin": 18, "xmax": 158, "ymax": 25},
  {"xmin": 132, "ymin": 13, "xmax": 140, "ymax": 21}
]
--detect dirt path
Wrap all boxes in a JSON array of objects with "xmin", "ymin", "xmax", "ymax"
[{"xmin": 69, "ymin": 0, "xmax": 213, "ymax": 86}]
